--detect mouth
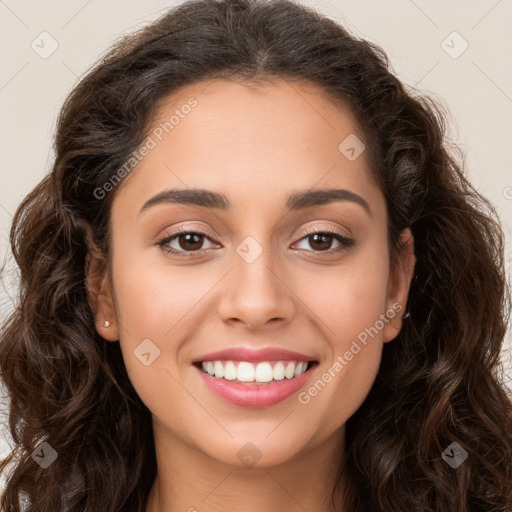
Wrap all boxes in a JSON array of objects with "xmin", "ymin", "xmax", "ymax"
[
  {"xmin": 193, "ymin": 359, "xmax": 318, "ymax": 385},
  {"xmin": 193, "ymin": 359, "xmax": 319, "ymax": 408}
]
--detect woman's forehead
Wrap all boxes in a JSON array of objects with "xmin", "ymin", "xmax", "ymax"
[{"xmin": 113, "ymin": 77, "xmax": 383, "ymax": 216}]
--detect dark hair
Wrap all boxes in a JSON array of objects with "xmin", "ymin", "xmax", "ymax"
[{"xmin": 1, "ymin": 0, "xmax": 511, "ymax": 510}]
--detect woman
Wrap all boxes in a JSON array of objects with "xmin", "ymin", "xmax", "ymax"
[{"xmin": 1, "ymin": 0, "xmax": 511, "ymax": 510}]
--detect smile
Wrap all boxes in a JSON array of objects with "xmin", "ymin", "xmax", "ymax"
[
  {"xmin": 193, "ymin": 360, "xmax": 319, "ymax": 407},
  {"xmin": 197, "ymin": 360, "xmax": 313, "ymax": 383}
]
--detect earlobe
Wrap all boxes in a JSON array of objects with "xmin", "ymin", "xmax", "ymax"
[
  {"xmin": 85, "ymin": 236, "xmax": 119, "ymax": 342},
  {"xmin": 382, "ymin": 228, "xmax": 416, "ymax": 343}
]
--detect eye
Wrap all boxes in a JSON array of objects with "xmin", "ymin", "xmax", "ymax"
[
  {"xmin": 156, "ymin": 225, "xmax": 355, "ymax": 257},
  {"xmin": 156, "ymin": 226, "xmax": 219, "ymax": 257},
  {"xmin": 292, "ymin": 227, "xmax": 355, "ymax": 254}
]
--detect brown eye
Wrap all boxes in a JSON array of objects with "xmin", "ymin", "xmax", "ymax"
[
  {"xmin": 293, "ymin": 229, "xmax": 354, "ymax": 253},
  {"xmin": 157, "ymin": 228, "xmax": 218, "ymax": 256},
  {"xmin": 175, "ymin": 232, "xmax": 205, "ymax": 251},
  {"xmin": 307, "ymin": 232, "xmax": 335, "ymax": 251}
]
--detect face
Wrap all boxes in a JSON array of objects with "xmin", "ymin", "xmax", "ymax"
[{"xmin": 88, "ymin": 77, "xmax": 415, "ymax": 469}]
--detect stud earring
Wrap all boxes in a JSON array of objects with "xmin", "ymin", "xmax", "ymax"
[{"xmin": 103, "ymin": 320, "xmax": 111, "ymax": 327}]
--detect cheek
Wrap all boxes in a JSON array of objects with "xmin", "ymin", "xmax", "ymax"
[
  {"xmin": 293, "ymin": 249, "xmax": 389, "ymax": 427},
  {"xmin": 112, "ymin": 250, "xmax": 216, "ymax": 338},
  {"xmin": 110, "ymin": 252, "xmax": 221, "ymax": 408},
  {"xmin": 296, "ymin": 247, "xmax": 390, "ymax": 346}
]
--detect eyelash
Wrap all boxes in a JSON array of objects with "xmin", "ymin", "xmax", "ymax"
[{"xmin": 156, "ymin": 225, "xmax": 355, "ymax": 258}]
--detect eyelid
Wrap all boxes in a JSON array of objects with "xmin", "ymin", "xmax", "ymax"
[
  {"xmin": 298, "ymin": 223, "xmax": 352, "ymax": 239},
  {"xmin": 158, "ymin": 223, "xmax": 218, "ymax": 242}
]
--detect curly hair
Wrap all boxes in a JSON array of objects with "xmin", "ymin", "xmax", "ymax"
[{"xmin": 1, "ymin": 0, "xmax": 511, "ymax": 510}]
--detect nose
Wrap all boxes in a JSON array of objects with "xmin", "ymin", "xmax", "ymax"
[{"xmin": 216, "ymin": 244, "xmax": 295, "ymax": 330}]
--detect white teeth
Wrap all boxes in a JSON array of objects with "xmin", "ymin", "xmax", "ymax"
[
  {"xmin": 237, "ymin": 362, "xmax": 255, "ymax": 382},
  {"xmin": 214, "ymin": 361, "xmax": 224, "ymax": 378},
  {"xmin": 285, "ymin": 361, "xmax": 295, "ymax": 379},
  {"xmin": 273, "ymin": 361, "xmax": 285, "ymax": 380},
  {"xmin": 224, "ymin": 361, "xmax": 237, "ymax": 380},
  {"xmin": 200, "ymin": 360, "xmax": 311, "ymax": 383},
  {"xmin": 205, "ymin": 361, "xmax": 215, "ymax": 376},
  {"xmin": 254, "ymin": 362, "xmax": 274, "ymax": 382},
  {"xmin": 294, "ymin": 361, "xmax": 307, "ymax": 377}
]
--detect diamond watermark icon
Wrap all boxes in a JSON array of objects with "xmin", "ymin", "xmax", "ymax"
[
  {"xmin": 236, "ymin": 236, "xmax": 263, "ymax": 264},
  {"xmin": 31, "ymin": 441, "xmax": 58, "ymax": 468},
  {"xmin": 441, "ymin": 31, "xmax": 469, "ymax": 60},
  {"xmin": 338, "ymin": 134, "xmax": 365, "ymax": 161},
  {"xmin": 442, "ymin": 441, "xmax": 468, "ymax": 468},
  {"xmin": 134, "ymin": 338, "xmax": 161, "ymax": 366},
  {"xmin": 31, "ymin": 31, "xmax": 59, "ymax": 59},
  {"xmin": 237, "ymin": 442, "xmax": 262, "ymax": 467}
]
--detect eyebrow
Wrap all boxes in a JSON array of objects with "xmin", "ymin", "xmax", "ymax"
[{"xmin": 139, "ymin": 188, "xmax": 372, "ymax": 217}]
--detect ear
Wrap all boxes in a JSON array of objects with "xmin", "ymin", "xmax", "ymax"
[
  {"xmin": 382, "ymin": 228, "xmax": 416, "ymax": 343},
  {"xmin": 85, "ymin": 235, "xmax": 119, "ymax": 342}
]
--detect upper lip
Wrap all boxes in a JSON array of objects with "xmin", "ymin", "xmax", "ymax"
[{"xmin": 192, "ymin": 347, "xmax": 317, "ymax": 364}]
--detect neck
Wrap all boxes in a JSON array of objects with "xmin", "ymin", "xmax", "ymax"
[{"xmin": 146, "ymin": 424, "xmax": 347, "ymax": 512}]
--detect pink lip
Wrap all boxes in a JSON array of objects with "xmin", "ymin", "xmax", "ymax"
[
  {"xmin": 195, "ymin": 362, "xmax": 318, "ymax": 408},
  {"xmin": 192, "ymin": 346, "xmax": 316, "ymax": 363}
]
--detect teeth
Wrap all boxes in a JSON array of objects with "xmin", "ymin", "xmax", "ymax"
[
  {"xmin": 237, "ymin": 362, "xmax": 255, "ymax": 382},
  {"xmin": 205, "ymin": 361, "xmax": 215, "ymax": 376},
  {"xmin": 200, "ymin": 360, "xmax": 310, "ymax": 383},
  {"xmin": 254, "ymin": 362, "xmax": 273, "ymax": 382},
  {"xmin": 224, "ymin": 361, "xmax": 237, "ymax": 380},
  {"xmin": 273, "ymin": 361, "xmax": 285, "ymax": 380},
  {"xmin": 285, "ymin": 361, "xmax": 296, "ymax": 379},
  {"xmin": 214, "ymin": 361, "xmax": 224, "ymax": 378}
]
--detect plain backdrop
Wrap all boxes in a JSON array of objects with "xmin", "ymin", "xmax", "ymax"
[{"xmin": 1, "ymin": 0, "xmax": 511, "ymax": 478}]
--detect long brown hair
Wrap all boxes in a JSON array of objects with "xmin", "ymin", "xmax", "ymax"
[{"xmin": 1, "ymin": 0, "xmax": 511, "ymax": 510}]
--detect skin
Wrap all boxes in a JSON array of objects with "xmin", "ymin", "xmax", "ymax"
[{"xmin": 86, "ymin": 77, "xmax": 415, "ymax": 512}]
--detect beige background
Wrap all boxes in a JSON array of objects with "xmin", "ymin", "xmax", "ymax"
[{"xmin": 1, "ymin": 0, "xmax": 511, "ymax": 479}]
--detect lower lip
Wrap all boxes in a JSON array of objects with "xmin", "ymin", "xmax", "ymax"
[{"xmin": 195, "ymin": 363, "xmax": 318, "ymax": 408}]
